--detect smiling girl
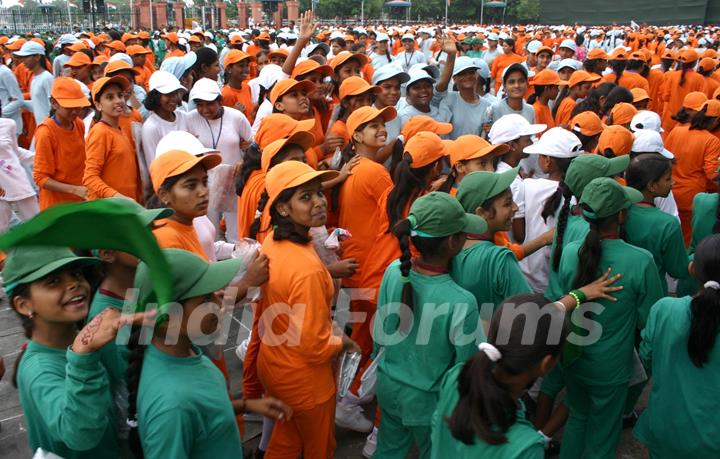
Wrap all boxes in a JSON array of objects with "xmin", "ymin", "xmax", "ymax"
[{"xmin": 140, "ymin": 71, "xmax": 188, "ymax": 168}]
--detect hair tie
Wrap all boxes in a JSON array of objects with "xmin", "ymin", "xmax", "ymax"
[
  {"xmin": 126, "ymin": 417, "xmax": 138, "ymax": 428},
  {"xmin": 704, "ymin": 280, "xmax": 720, "ymax": 291},
  {"xmin": 478, "ymin": 342, "xmax": 502, "ymax": 362},
  {"xmin": 400, "ymin": 275, "xmax": 411, "ymax": 284}
]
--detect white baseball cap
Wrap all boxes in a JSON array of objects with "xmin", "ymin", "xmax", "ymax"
[
  {"xmin": 375, "ymin": 32, "xmax": 390, "ymax": 42},
  {"xmin": 630, "ymin": 110, "xmax": 663, "ymax": 133},
  {"xmin": 401, "ymin": 33, "xmax": 415, "ymax": 41},
  {"xmin": 489, "ymin": 114, "xmax": 547, "ymax": 144},
  {"xmin": 109, "ymin": 52, "xmax": 133, "ymax": 67},
  {"xmin": 526, "ymin": 40, "xmax": 543, "ymax": 54},
  {"xmin": 189, "ymin": 77, "xmax": 221, "ymax": 101},
  {"xmin": 558, "ymin": 58, "xmax": 583, "ymax": 71},
  {"xmin": 405, "ymin": 68, "xmax": 436, "ymax": 87},
  {"xmin": 632, "ymin": 129, "xmax": 674, "ymax": 159},
  {"xmin": 160, "ymin": 52, "xmax": 197, "ymax": 80},
  {"xmin": 487, "ymin": 32, "xmax": 499, "ymax": 41},
  {"xmin": 523, "ymin": 127, "xmax": 583, "ymax": 157},
  {"xmin": 149, "ymin": 70, "xmax": 185, "ymax": 94},
  {"xmin": 560, "ymin": 39, "xmax": 577, "ymax": 52},
  {"xmin": 452, "ymin": 56, "xmax": 480, "ymax": 77},
  {"xmin": 473, "ymin": 58, "xmax": 491, "ymax": 80},
  {"xmin": 13, "ymin": 41, "xmax": 45, "ymax": 56},
  {"xmin": 257, "ymin": 63, "xmax": 286, "ymax": 90},
  {"xmin": 372, "ymin": 64, "xmax": 410, "ymax": 85},
  {"xmin": 58, "ymin": 33, "xmax": 78, "ymax": 46},
  {"xmin": 156, "ymin": 131, "xmax": 219, "ymax": 157}
]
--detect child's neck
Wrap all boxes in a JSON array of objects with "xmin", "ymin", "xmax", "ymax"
[
  {"xmin": 99, "ymin": 265, "xmax": 136, "ymax": 299},
  {"xmin": 101, "ymin": 113, "xmax": 120, "ymax": 128},
  {"xmin": 156, "ymin": 107, "xmax": 176, "ymax": 122},
  {"xmin": 355, "ymin": 144, "xmax": 379, "ymax": 159},
  {"xmin": 506, "ymin": 97, "xmax": 523, "ymax": 111},
  {"xmin": 32, "ymin": 319, "xmax": 77, "ymax": 350},
  {"xmin": 412, "ymin": 254, "xmax": 451, "ymax": 276},
  {"xmin": 152, "ymin": 333, "xmax": 194, "ymax": 358},
  {"xmin": 459, "ymin": 87, "xmax": 479, "ymax": 103},
  {"xmin": 54, "ymin": 114, "xmax": 74, "ymax": 130},
  {"xmin": 228, "ymin": 77, "xmax": 243, "ymax": 89},
  {"xmin": 547, "ymin": 169, "xmax": 563, "ymax": 182},
  {"xmin": 170, "ymin": 212, "xmax": 195, "ymax": 226},
  {"xmin": 640, "ymin": 189, "xmax": 656, "ymax": 204}
]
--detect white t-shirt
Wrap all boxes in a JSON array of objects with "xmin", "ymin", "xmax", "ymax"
[
  {"xmin": 656, "ymin": 191, "xmax": 680, "ymax": 221},
  {"xmin": 0, "ymin": 64, "xmax": 24, "ymax": 133},
  {"xmin": 141, "ymin": 111, "xmax": 188, "ymax": 167},
  {"xmin": 186, "ymin": 106, "xmax": 252, "ymax": 165},
  {"xmin": 439, "ymin": 91, "xmax": 492, "ymax": 139},
  {"xmin": 52, "ymin": 53, "xmax": 70, "ymax": 77},
  {"xmin": 0, "ymin": 119, "xmax": 35, "ymax": 201},
  {"xmin": 518, "ymin": 177, "xmax": 560, "ymax": 293},
  {"xmin": 29, "ymin": 70, "xmax": 53, "ymax": 125},
  {"xmin": 250, "ymin": 98, "xmax": 274, "ymax": 138},
  {"xmin": 370, "ymin": 52, "xmax": 394, "ymax": 70},
  {"xmin": 497, "ymin": 160, "xmax": 525, "ymax": 221},
  {"xmin": 393, "ymin": 50, "xmax": 427, "ymax": 72}
]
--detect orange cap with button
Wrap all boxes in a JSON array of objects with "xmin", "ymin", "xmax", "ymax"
[
  {"xmin": 346, "ymin": 106, "xmax": 397, "ymax": 136},
  {"xmin": 64, "ymin": 52, "xmax": 92, "ymax": 67},
  {"xmin": 631, "ymin": 88, "xmax": 651, "ymax": 103},
  {"xmin": 610, "ymin": 47, "xmax": 629, "ymax": 60},
  {"xmin": 270, "ymin": 79, "xmax": 316, "ymax": 105},
  {"xmin": 660, "ymin": 49, "xmax": 675, "ymax": 60},
  {"xmin": 570, "ymin": 111, "xmax": 605, "ymax": 136},
  {"xmin": 533, "ymin": 69, "xmax": 563, "ymax": 86},
  {"xmin": 291, "ymin": 59, "xmax": 332, "ymax": 79},
  {"xmin": 265, "ymin": 161, "xmax": 338, "ymax": 206},
  {"xmin": 701, "ymin": 49, "xmax": 718, "ymax": 59},
  {"xmin": 567, "ymin": 70, "xmax": 601, "ymax": 88},
  {"xmin": 126, "ymin": 44, "xmax": 152, "ymax": 56},
  {"xmin": 610, "ymin": 103, "xmax": 638, "ymax": 126},
  {"xmin": 188, "ymin": 36, "xmax": 203, "ymax": 44},
  {"xmin": 121, "ymin": 33, "xmax": 138, "ymax": 43},
  {"xmin": 587, "ymin": 48, "xmax": 609, "ymax": 60},
  {"xmin": 338, "ymin": 76, "xmax": 380, "ymax": 101},
  {"xmin": 138, "ymin": 31, "xmax": 150, "ymax": 39},
  {"xmin": 261, "ymin": 131, "xmax": 316, "ymax": 172},
  {"xmin": 224, "ymin": 50, "xmax": 255, "ymax": 68},
  {"xmin": 450, "ymin": 135, "xmax": 509, "ymax": 167},
  {"xmin": 51, "ymin": 77, "xmax": 90, "ymax": 108},
  {"xmin": 703, "ymin": 99, "xmax": 720, "ymax": 117},
  {"xmin": 401, "ymin": 115, "xmax": 453, "ymax": 140},
  {"xmin": 678, "ymin": 48, "xmax": 699, "ymax": 64},
  {"xmin": 92, "ymin": 55, "xmax": 109, "ymax": 66},
  {"xmin": 699, "ymin": 58, "xmax": 718, "ymax": 73},
  {"xmin": 257, "ymin": 32, "xmax": 271, "ymax": 41},
  {"xmin": 104, "ymin": 59, "xmax": 140, "ymax": 76},
  {"xmin": 683, "ymin": 91, "xmax": 708, "ymax": 111},
  {"xmin": 5, "ymin": 39, "xmax": 26, "ymax": 51},
  {"xmin": 150, "ymin": 150, "xmax": 222, "ymax": 192},
  {"xmin": 91, "ymin": 75, "xmax": 132, "ymax": 101},
  {"xmin": 255, "ymin": 114, "xmax": 317, "ymax": 150},
  {"xmin": 330, "ymin": 51, "xmax": 369, "ymax": 71},
  {"xmin": 162, "ymin": 32, "xmax": 179, "ymax": 44},
  {"xmin": 68, "ymin": 41, "xmax": 87, "ymax": 52},
  {"xmin": 596, "ymin": 125, "xmax": 634, "ymax": 156},
  {"xmin": 106, "ymin": 40, "xmax": 126, "ymax": 52},
  {"xmin": 229, "ymin": 35, "xmax": 244, "ymax": 45},
  {"xmin": 404, "ymin": 131, "xmax": 450, "ymax": 168},
  {"xmin": 534, "ymin": 46, "xmax": 554, "ymax": 56}
]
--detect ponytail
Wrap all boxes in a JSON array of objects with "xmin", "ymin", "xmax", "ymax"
[
  {"xmin": 386, "ymin": 157, "xmax": 437, "ymax": 231},
  {"xmin": 610, "ymin": 59, "xmax": 626, "ymax": 83},
  {"xmin": 126, "ymin": 325, "xmax": 148, "ymax": 458},
  {"xmin": 331, "ymin": 141, "xmax": 357, "ymax": 211},
  {"xmin": 551, "ymin": 192, "xmax": 573, "ymax": 271},
  {"xmin": 527, "ymin": 85, "xmax": 550, "ymax": 105},
  {"xmin": 541, "ymin": 180, "xmax": 570, "ymax": 223},
  {"xmin": 572, "ymin": 211, "xmax": 604, "ymax": 289},
  {"xmin": 270, "ymin": 186, "xmax": 312, "ymax": 244},
  {"xmin": 672, "ymin": 107, "xmax": 693, "ymax": 124},
  {"xmin": 687, "ymin": 235, "xmax": 720, "ymax": 367},
  {"xmin": 9, "ymin": 284, "xmax": 32, "ymax": 388},
  {"xmin": 248, "ymin": 190, "xmax": 270, "ymax": 240},
  {"xmin": 552, "ymin": 86, "xmax": 570, "ymax": 119},
  {"xmin": 392, "ymin": 219, "xmax": 414, "ymax": 314},
  {"xmin": 439, "ymin": 166, "xmax": 459, "ymax": 193},
  {"xmin": 679, "ymin": 61, "xmax": 697, "ymax": 87},
  {"xmin": 386, "ymin": 138, "xmax": 405, "ymax": 179},
  {"xmin": 235, "ymin": 143, "xmax": 262, "ymax": 196}
]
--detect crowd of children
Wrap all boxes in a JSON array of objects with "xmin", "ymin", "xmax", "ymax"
[{"xmin": 1, "ymin": 11, "xmax": 720, "ymax": 459}]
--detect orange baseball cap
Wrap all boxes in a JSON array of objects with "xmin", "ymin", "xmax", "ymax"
[
  {"xmin": 255, "ymin": 114, "xmax": 316, "ymax": 150},
  {"xmin": 631, "ymin": 88, "xmax": 651, "ymax": 103},
  {"xmin": 567, "ymin": 70, "xmax": 601, "ymax": 88},
  {"xmin": 404, "ymin": 131, "xmax": 450, "ymax": 168},
  {"xmin": 104, "ymin": 59, "xmax": 140, "ymax": 76},
  {"xmin": 64, "ymin": 52, "xmax": 91, "ymax": 67},
  {"xmin": 570, "ymin": 111, "xmax": 605, "ymax": 136},
  {"xmin": 587, "ymin": 48, "xmax": 609, "ymax": 60},
  {"xmin": 535, "ymin": 46, "xmax": 554, "ymax": 56},
  {"xmin": 126, "ymin": 44, "xmax": 151, "ymax": 56},
  {"xmin": 678, "ymin": 48, "xmax": 699, "ymax": 64},
  {"xmin": 610, "ymin": 47, "xmax": 629, "ymax": 60},
  {"xmin": 703, "ymin": 99, "xmax": 720, "ymax": 117},
  {"xmin": 450, "ymin": 135, "xmax": 509, "ymax": 167},
  {"xmin": 683, "ymin": 91, "xmax": 708, "ymax": 111},
  {"xmin": 610, "ymin": 103, "xmax": 638, "ymax": 125},
  {"xmin": 224, "ymin": 50, "xmax": 255, "ymax": 69},
  {"xmin": 629, "ymin": 51, "xmax": 646, "ymax": 62},
  {"xmin": 0, "ymin": 36, "xmax": 8, "ymax": 46},
  {"xmin": 188, "ymin": 35, "xmax": 203, "ymax": 44},
  {"xmin": 268, "ymin": 49, "xmax": 289, "ymax": 60},
  {"xmin": 106, "ymin": 40, "xmax": 126, "ymax": 52},
  {"xmin": 533, "ymin": 69, "xmax": 563, "ymax": 86},
  {"xmin": 270, "ymin": 79, "xmax": 316, "ymax": 106},
  {"xmin": 68, "ymin": 41, "xmax": 87, "ymax": 52},
  {"xmin": 699, "ymin": 58, "xmax": 717, "ymax": 73},
  {"xmin": 660, "ymin": 49, "xmax": 676, "ymax": 60},
  {"xmin": 330, "ymin": 51, "xmax": 369, "ymax": 71},
  {"xmin": 257, "ymin": 32, "xmax": 271, "ymax": 41},
  {"xmin": 138, "ymin": 31, "xmax": 150, "ymax": 39},
  {"xmin": 92, "ymin": 55, "xmax": 109, "ymax": 66},
  {"xmin": 51, "ymin": 77, "xmax": 90, "ymax": 108},
  {"xmin": 291, "ymin": 59, "xmax": 333, "ymax": 79},
  {"xmin": 401, "ymin": 115, "xmax": 453, "ymax": 140},
  {"xmin": 229, "ymin": 35, "xmax": 244, "ymax": 45},
  {"xmin": 346, "ymin": 106, "xmax": 397, "ymax": 135},
  {"xmin": 714, "ymin": 87, "xmax": 720, "ymax": 100},
  {"xmin": 265, "ymin": 161, "xmax": 338, "ymax": 206},
  {"xmin": 162, "ymin": 32, "xmax": 179, "ymax": 44},
  {"xmin": 701, "ymin": 49, "xmax": 718, "ymax": 59},
  {"xmin": 261, "ymin": 131, "xmax": 315, "ymax": 172},
  {"xmin": 596, "ymin": 125, "xmax": 634, "ymax": 156},
  {"xmin": 5, "ymin": 39, "xmax": 26, "ymax": 51},
  {"xmin": 150, "ymin": 150, "xmax": 222, "ymax": 192},
  {"xmin": 121, "ymin": 33, "xmax": 138, "ymax": 43},
  {"xmin": 338, "ymin": 76, "xmax": 379, "ymax": 101},
  {"xmin": 91, "ymin": 75, "xmax": 132, "ymax": 101}
]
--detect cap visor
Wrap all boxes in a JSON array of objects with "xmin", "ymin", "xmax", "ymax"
[
  {"xmin": 18, "ymin": 256, "xmax": 100, "ymax": 288},
  {"xmin": 489, "ymin": 166, "xmax": 520, "ymax": 199},
  {"xmin": 660, "ymin": 148, "xmax": 675, "ymax": 159},
  {"xmin": 605, "ymin": 155, "xmax": 631, "ymax": 176},
  {"xmin": 622, "ymin": 185, "xmax": 644, "ymax": 208},
  {"xmin": 522, "ymin": 124, "xmax": 548, "ymax": 136},
  {"xmin": 461, "ymin": 213, "xmax": 488, "ymax": 234},
  {"xmin": 156, "ymin": 83, "xmax": 186, "ymax": 94},
  {"xmin": 181, "ymin": 257, "xmax": 243, "ymax": 300},
  {"xmin": 55, "ymin": 97, "xmax": 91, "ymax": 108},
  {"xmin": 436, "ymin": 122, "xmax": 453, "ymax": 135},
  {"xmin": 139, "ymin": 207, "xmax": 174, "ymax": 226}
]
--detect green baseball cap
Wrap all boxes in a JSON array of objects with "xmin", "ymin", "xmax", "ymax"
[
  {"xmin": 2, "ymin": 246, "xmax": 100, "ymax": 296},
  {"xmin": 408, "ymin": 192, "xmax": 487, "ymax": 237},
  {"xmin": 456, "ymin": 167, "xmax": 519, "ymax": 214},
  {"xmin": 565, "ymin": 154, "xmax": 630, "ymax": 198},
  {"xmin": 106, "ymin": 197, "xmax": 173, "ymax": 226},
  {"xmin": 579, "ymin": 177, "xmax": 643, "ymax": 219},
  {"xmin": 134, "ymin": 248, "xmax": 242, "ymax": 310}
]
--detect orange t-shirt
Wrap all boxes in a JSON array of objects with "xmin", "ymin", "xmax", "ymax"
[
  {"xmin": 660, "ymin": 69, "xmax": 706, "ymax": 133},
  {"xmin": 134, "ymin": 65, "xmax": 152, "ymax": 91},
  {"xmin": 221, "ymin": 83, "xmax": 255, "ymax": 124},
  {"xmin": 255, "ymin": 233, "xmax": 342, "ymax": 411},
  {"xmin": 165, "ymin": 48, "xmax": 185, "ymax": 59},
  {"xmin": 236, "ymin": 169, "xmax": 266, "ymax": 240},
  {"xmin": 152, "ymin": 218, "xmax": 209, "ymax": 260},
  {"xmin": 337, "ymin": 156, "xmax": 393, "ymax": 288},
  {"xmin": 33, "ymin": 117, "xmax": 86, "ymax": 210},
  {"xmin": 533, "ymin": 100, "xmax": 555, "ymax": 134},
  {"xmin": 603, "ymin": 71, "xmax": 650, "ymax": 92},
  {"xmin": 703, "ymin": 76, "xmax": 720, "ymax": 100},
  {"xmin": 646, "ymin": 68, "xmax": 665, "ymax": 115},
  {"xmin": 83, "ymin": 121, "xmax": 142, "ymax": 202},
  {"xmin": 491, "ymin": 53, "xmax": 525, "ymax": 93},
  {"xmin": 554, "ymin": 97, "xmax": 576, "ymax": 127}
]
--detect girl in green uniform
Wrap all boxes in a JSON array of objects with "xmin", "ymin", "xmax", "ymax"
[
  {"xmin": 549, "ymin": 177, "xmax": 664, "ymax": 459},
  {"xmin": 4, "ymin": 246, "xmax": 155, "ymax": 459},
  {"xmin": 634, "ymin": 234, "xmax": 720, "ymax": 459},
  {"xmin": 373, "ymin": 192, "xmax": 487, "ymax": 459}
]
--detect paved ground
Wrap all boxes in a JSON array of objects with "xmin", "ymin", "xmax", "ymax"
[{"xmin": 0, "ymin": 302, "xmax": 650, "ymax": 458}]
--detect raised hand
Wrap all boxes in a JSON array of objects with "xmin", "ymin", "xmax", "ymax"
[
  {"xmin": 299, "ymin": 10, "xmax": 317, "ymax": 43},
  {"xmin": 72, "ymin": 308, "xmax": 158, "ymax": 354}
]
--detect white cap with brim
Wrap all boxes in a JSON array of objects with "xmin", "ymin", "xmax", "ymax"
[
  {"xmin": 372, "ymin": 64, "xmax": 410, "ymax": 85},
  {"xmin": 156, "ymin": 130, "xmax": 219, "ymax": 157},
  {"xmin": 632, "ymin": 129, "xmax": 674, "ymax": 159},
  {"xmin": 405, "ymin": 69, "xmax": 435, "ymax": 88},
  {"xmin": 487, "ymin": 33, "xmax": 499, "ymax": 41},
  {"xmin": 160, "ymin": 52, "xmax": 198, "ymax": 80},
  {"xmin": 13, "ymin": 41, "xmax": 45, "ymax": 57},
  {"xmin": 452, "ymin": 56, "xmax": 480, "ymax": 77},
  {"xmin": 630, "ymin": 110, "xmax": 664, "ymax": 133},
  {"xmin": 149, "ymin": 70, "xmax": 186, "ymax": 94},
  {"xmin": 489, "ymin": 113, "xmax": 547, "ymax": 144},
  {"xmin": 558, "ymin": 58, "xmax": 583, "ymax": 71},
  {"xmin": 189, "ymin": 77, "xmax": 222, "ymax": 101},
  {"xmin": 375, "ymin": 32, "xmax": 390, "ymax": 42},
  {"xmin": 526, "ymin": 40, "xmax": 542, "ymax": 54},
  {"xmin": 560, "ymin": 39, "xmax": 577, "ymax": 52},
  {"xmin": 524, "ymin": 127, "xmax": 583, "ymax": 158},
  {"xmin": 109, "ymin": 52, "xmax": 133, "ymax": 67},
  {"xmin": 401, "ymin": 33, "xmax": 415, "ymax": 41},
  {"xmin": 473, "ymin": 58, "xmax": 491, "ymax": 80}
]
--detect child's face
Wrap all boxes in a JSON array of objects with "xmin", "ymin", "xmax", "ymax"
[
  {"xmin": 15, "ymin": 267, "xmax": 92, "ymax": 324},
  {"xmin": 575, "ymin": 82, "xmax": 592, "ymax": 99},
  {"xmin": 256, "ymin": 54, "xmax": 268, "ymax": 73},
  {"xmin": 481, "ymin": 189, "xmax": 517, "ymax": 232},
  {"xmin": 180, "ymin": 291, "xmax": 223, "ymax": 343},
  {"xmin": 344, "ymin": 92, "xmax": 373, "ymax": 114},
  {"xmin": 195, "ymin": 99, "xmax": 222, "ymax": 120},
  {"xmin": 634, "ymin": 100, "xmax": 649, "ymax": 110},
  {"xmin": 558, "ymin": 68, "xmax": 574, "ymax": 81},
  {"xmin": 407, "ymin": 80, "xmax": 433, "ymax": 109},
  {"xmin": 202, "ymin": 60, "xmax": 221, "ymax": 81},
  {"xmin": 53, "ymin": 101, "xmax": 84, "ymax": 122},
  {"xmin": 376, "ymin": 77, "xmax": 401, "ymax": 108},
  {"xmin": 353, "ymin": 116, "xmax": 388, "ymax": 149},
  {"xmin": 457, "ymin": 156, "xmax": 495, "ymax": 176},
  {"xmin": 650, "ymin": 167, "xmax": 674, "ymax": 198},
  {"xmin": 91, "ymin": 65, "xmax": 104, "ymax": 80},
  {"xmin": 69, "ymin": 64, "xmax": 90, "ymax": 82},
  {"xmin": 95, "ymin": 84, "xmax": 126, "ymax": 117},
  {"xmin": 161, "ymin": 165, "xmax": 210, "ymax": 220},
  {"xmin": 453, "ymin": 68, "xmax": 479, "ymax": 91},
  {"xmin": 159, "ymin": 91, "xmax": 181, "ymax": 114},
  {"xmin": 275, "ymin": 178, "xmax": 327, "ymax": 229},
  {"xmin": 536, "ymin": 51, "xmax": 552, "ymax": 70},
  {"xmin": 504, "ymin": 71, "xmax": 528, "ymax": 99},
  {"xmin": 228, "ymin": 60, "xmax": 250, "ymax": 82},
  {"xmin": 276, "ymin": 90, "xmax": 311, "ymax": 116},
  {"xmin": 336, "ymin": 60, "xmax": 361, "ymax": 82},
  {"xmin": 269, "ymin": 55, "xmax": 286, "ymax": 66}
]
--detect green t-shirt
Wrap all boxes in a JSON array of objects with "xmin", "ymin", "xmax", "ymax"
[
  {"xmin": 548, "ymin": 239, "xmax": 663, "ymax": 386},
  {"xmin": 451, "ymin": 241, "xmax": 532, "ymax": 320},
  {"xmin": 634, "ymin": 296, "xmax": 720, "ymax": 459},
  {"xmin": 546, "ymin": 213, "xmax": 589, "ymax": 300},
  {"xmin": 689, "ymin": 192, "xmax": 717, "ymax": 254},
  {"xmin": 17, "ymin": 341, "xmax": 120, "ymax": 458},
  {"xmin": 89, "ymin": 291, "xmax": 129, "ymax": 387},
  {"xmin": 624, "ymin": 204, "xmax": 689, "ymax": 295},
  {"xmin": 431, "ymin": 362, "xmax": 545, "ymax": 459},
  {"xmin": 138, "ymin": 344, "xmax": 242, "ymax": 459},
  {"xmin": 375, "ymin": 260, "xmax": 482, "ymax": 426}
]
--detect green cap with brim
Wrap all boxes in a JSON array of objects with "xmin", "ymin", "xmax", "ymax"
[
  {"xmin": 565, "ymin": 154, "xmax": 630, "ymax": 198},
  {"xmin": 408, "ymin": 192, "xmax": 487, "ymax": 237},
  {"xmin": 579, "ymin": 177, "xmax": 643, "ymax": 219},
  {"xmin": 134, "ymin": 248, "xmax": 242, "ymax": 308},
  {"xmin": 105, "ymin": 197, "xmax": 173, "ymax": 226},
  {"xmin": 456, "ymin": 167, "xmax": 519, "ymax": 214},
  {"xmin": 3, "ymin": 246, "xmax": 100, "ymax": 297}
]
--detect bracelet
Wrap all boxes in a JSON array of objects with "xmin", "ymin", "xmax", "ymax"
[
  {"xmin": 571, "ymin": 289, "xmax": 587, "ymax": 303},
  {"xmin": 553, "ymin": 301, "xmax": 567, "ymax": 313},
  {"xmin": 568, "ymin": 290, "xmax": 585, "ymax": 309}
]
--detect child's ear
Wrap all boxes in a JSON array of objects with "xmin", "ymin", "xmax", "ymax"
[
  {"xmin": 13, "ymin": 294, "xmax": 33, "ymax": 318},
  {"xmin": 97, "ymin": 249, "xmax": 116, "ymax": 263}
]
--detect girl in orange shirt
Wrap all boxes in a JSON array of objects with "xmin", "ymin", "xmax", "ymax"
[
  {"xmin": 553, "ymin": 70, "xmax": 599, "ymax": 126},
  {"xmin": 661, "ymin": 49, "xmax": 706, "ymax": 133},
  {"xmin": 33, "ymin": 77, "xmax": 89, "ymax": 210},
  {"xmin": 222, "ymin": 50, "xmax": 256, "ymax": 123},
  {"xmin": 529, "ymin": 69, "xmax": 562, "ymax": 132},
  {"xmin": 490, "ymin": 38, "xmax": 524, "ymax": 93},
  {"xmin": 83, "ymin": 76, "xmax": 143, "ymax": 202},
  {"xmin": 255, "ymin": 160, "xmax": 360, "ymax": 459}
]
